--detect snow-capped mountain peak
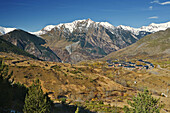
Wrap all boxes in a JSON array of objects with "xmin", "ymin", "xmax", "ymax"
[
  {"xmin": 32, "ymin": 25, "xmax": 57, "ymax": 36},
  {"xmin": 0, "ymin": 26, "xmax": 16, "ymax": 35},
  {"xmin": 32, "ymin": 19, "xmax": 116, "ymax": 35},
  {"xmin": 117, "ymin": 25, "xmax": 140, "ymax": 35},
  {"xmin": 99, "ymin": 22, "xmax": 115, "ymax": 29},
  {"xmin": 117, "ymin": 21, "xmax": 170, "ymax": 35},
  {"xmin": 56, "ymin": 19, "xmax": 94, "ymax": 32},
  {"xmin": 141, "ymin": 21, "xmax": 170, "ymax": 32},
  {"xmin": 31, "ymin": 19, "xmax": 170, "ymax": 36},
  {"xmin": 32, "ymin": 19, "xmax": 90, "ymax": 35},
  {"xmin": 43, "ymin": 25, "xmax": 56, "ymax": 31}
]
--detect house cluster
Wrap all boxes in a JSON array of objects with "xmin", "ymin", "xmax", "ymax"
[{"xmin": 107, "ymin": 59, "xmax": 154, "ymax": 70}]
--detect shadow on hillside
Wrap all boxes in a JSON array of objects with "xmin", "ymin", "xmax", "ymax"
[
  {"xmin": 0, "ymin": 80, "xmax": 28, "ymax": 113},
  {"xmin": 52, "ymin": 102, "xmax": 96, "ymax": 113}
]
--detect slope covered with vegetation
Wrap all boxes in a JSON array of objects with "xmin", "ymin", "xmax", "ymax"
[
  {"xmin": 1, "ymin": 52, "xmax": 169, "ymax": 112},
  {"xmin": 104, "ymin": 28, "xmax": 170, "ymax": 60}
]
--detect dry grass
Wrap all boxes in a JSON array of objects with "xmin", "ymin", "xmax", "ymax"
[{"xmin": 1, "ymin": 52, "xmax": 170, "ymax": 112}]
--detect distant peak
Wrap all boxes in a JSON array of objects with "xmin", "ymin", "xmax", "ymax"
[
  {"xmin": 99, "ymin": 22, "xmax": 115, "ymax": 29},
  {"xmin": 69, "ymin": 18, "xmax": 94, "ymax": 24},
  {"xmin": 149, "ymin": 23, "xmax": 157, "ymax": 26},
  {"xmin": 72, "ymin": 19, "xmax": 86, "ymax": 23},
  {"xmin": 43, "ymin": 25, "xmax": 56, "ymax": 31},
  {"xmin": 150, "ymin": 23, "xmax": 156, "ymax": 25},
  {"xmin": 149, "ymin": 21, "xmax": 170, "ymax": 26},
  {"xmin": 117, "ymin": 25, "xmax": 133, "ymax": 29},
  {"xmin": 32, "ymin": 20, "xmax": 170, "ymax": 36},
  {"xmin": 0, "ymin": 26, "xmax": 16, "ymax": 34},
  {"xmin": 86, "ymin": 18, "xmax": 93, "ymax": 22}
]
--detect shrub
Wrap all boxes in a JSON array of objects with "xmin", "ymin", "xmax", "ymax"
[
  {"xmin": 23, "ymin": 79, "xmax": 51, "ymax": 113},
  {"xmin": 123, "ymin": 88, "xmax": 164, "ymax": 113},
  {"xmin": 60, "ymin": 98, "xmax": 66, "ymax": 104},
  {"xmin": 98, "ymin": 100, "xmax": 104, "ymax": 104},
  {"xmin": 70, "ymin": 70, "xmax": 81, "ymax": 74},
  {"xmin": 24, "ymin": 75, "xmax": 28, "ymax": 78}
]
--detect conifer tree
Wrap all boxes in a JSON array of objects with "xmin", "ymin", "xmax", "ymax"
[
  {"xmin": 123, "ymin": 88, "xmax": 164, "ymax": 113},
  {"xmin": 23, "ymin": 79, "xmax": 51, "ymax": 113}
]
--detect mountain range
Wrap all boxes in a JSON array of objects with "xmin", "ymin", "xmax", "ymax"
[
  {"xmin": 0, "ymin": 29, "xmax": 61, "ymax": 62},
  {"xmin": 1, "ymin": 19, "xmax": 170, "ymax": 36},
  {"xmin": 32, "ymin": 19, "xmax": 170, "ymax": 36},
  {"xmin": 0, "ymin": 19, "xmax": 170, "ymax": 63},
  {"xmin": 104, "ymin": 28, "xmax": 170, "ymax": 60},
  {"xmin": 35, "ymin": 19, "xmax": 142, "ymax": 63},
  {"xmin": 0, "ymin": 36, "xmax": 37, "ymax": 59}
]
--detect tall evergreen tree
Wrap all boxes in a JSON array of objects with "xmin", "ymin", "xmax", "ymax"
[
  {"xmin": 23, "ymin": 79, "xmax": 51, "ymax": 113},
  {"xmin": 123, "ymin": 88, "xmax": 164, "ymax": 113}
]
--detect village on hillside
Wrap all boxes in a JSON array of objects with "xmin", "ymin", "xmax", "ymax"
[{"xmin": 107, "ymin": 59, "xmax": 154, "ymax": 70}]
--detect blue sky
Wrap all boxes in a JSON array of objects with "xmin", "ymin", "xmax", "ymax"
[{"xmin": 0, "ymin": 0, "xmax": 170, "ymax": 32}]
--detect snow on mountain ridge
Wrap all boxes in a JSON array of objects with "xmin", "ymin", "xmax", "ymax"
[
  {"xmin": 117, "ymin": 25, "xmax": 140, "ymax": 35},
  {"xmin": 0, "ymin": 26, "xmax": 16, "ymax": 35},
  {"xmin": 98, "ymin": 22, "xmax": 116, "ymax": 30},
  {"xmin": 43, "ymin": 25, "xmax": 56, "ymax": 31},
  {"xmin": 30, "ymin": 19, "xmax": 170, "ymax": 36},
  {"xmin": 32, "ymin": 19, "xmax": 117, "ymax": 35},
  {"xmin": 32, "ymin": 19, "xmax": 88, "ymax": 35},
  {"xmin": 57, "ymin": 19, "xmax": 101, "ymax": 33},
  {"xmin": 118, "ymin": 21, "xmax": 170, "ymax": 35},
  {"xmin": 140, "ymin": 21, "xmax": 170, "ymax": 32}
]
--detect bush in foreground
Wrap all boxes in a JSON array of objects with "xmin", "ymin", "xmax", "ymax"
[
  {"xmin": 123, "ymin": 88, "xmax": 164, "ymax": 113},
  {"xmin": 23, "ymin": 79, "xmax": 51, "ymax": 113}
]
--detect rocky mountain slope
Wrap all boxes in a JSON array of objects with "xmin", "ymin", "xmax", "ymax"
[
  {"xmin": 1, "ymin": 20, "xmax": 170, "ymax": 63},
  {"xmin": 104, "ymin": 28, "xmax": 170, "ymax": 60},
  {"xmin": 34, "ymin": 19, "xmax": 149, "ymax": 63},
  {"xmin": 0, "ymin": 37, "xmax": 37, "ymax": 59},
  {"xmin": 1, "ymin": 29, "xmax": 61, "ymax": 62}
]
